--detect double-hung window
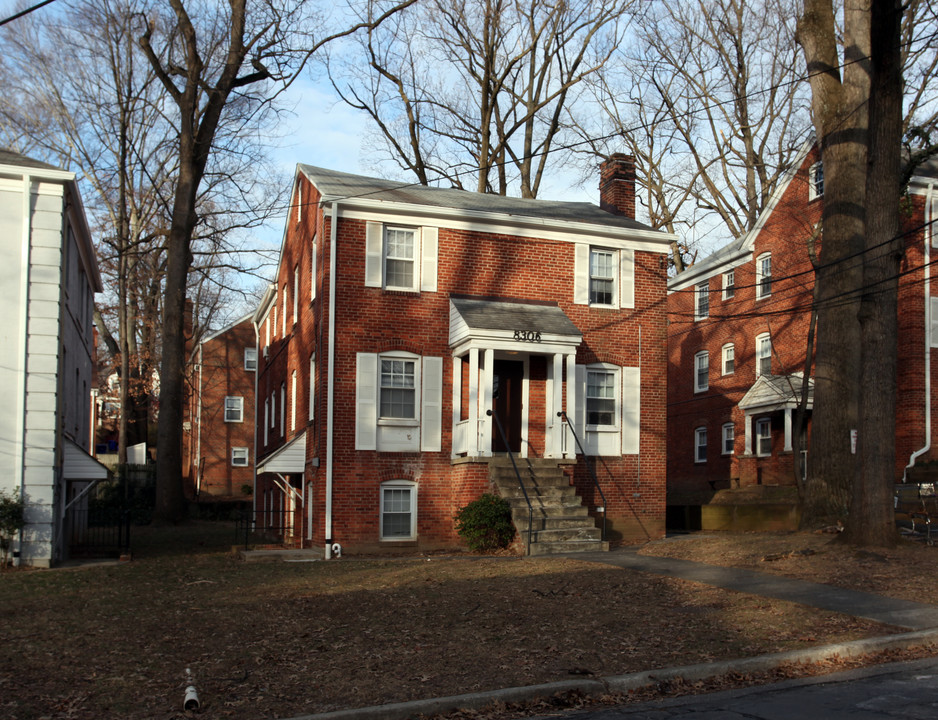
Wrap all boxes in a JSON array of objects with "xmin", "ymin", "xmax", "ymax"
[
  {"xmin": 694, "ymin": 351, "xmax": 709, "ymax": 393},
  {"xmin": 756, "ymin": 418, "xmax": 772, "ymax": 456},
  {"xmin": 356, "ymin": 352, "xmax": 443, "ymax": 453},
  {"xmin": 695, "ymin": 281, "xmax": 710, "ymax": 319},
  {"xmin": 722, "ymin": 343, "xmax": 735, "ymax": 375},
  {"xmin": 244, "ymin": 347, "xmax": 257, "ymax": 371},
  {"xmin": 385, "ymin": 227, "xmax": 417, "ymax": 290},
  {"xmin": 722, "ymin": 423, "xmax": 735, "ymax": 455},
  {"xmin": 695, "ymin": 427, "xmax": 707, "ymax": 463},
  {"xmin": 231, "ymin": 447, "xmax": 249, "ymax": 466},
  {"xmin": 589, "ymin": 249, "xmax": 616, "ymax": 306},
  {"xmin": 756, "ymin": 333, "xmax": 772, "ymax": 377},
  {"xmin": 380, "ymin": 358, "xmax": 417, "ymax": 420},
  {"xmin": 224, "ymin": 396, "xmax": 244, "ymax": 423},
  {"xmin": 809, "ymin": 161, "xmax": 824, "ymax": 200},
  {"xmin": 365, "ymin": 223, "xmax": 438, "ymax": 292},
  {"xmin": 380, "ymin": 480, "xmax": 416, "ymax": 540},
  {"xmin": 722, "ymin": 270, "xmax": 735, "ymax": 300},
  {"xmin": 756, "ymin": 253, "xmax": 772, "ymax": 299},
  {"xmin": 586, "ymin": 369, "xmax": 617, "ymax": 426},
  {"xmin": 574, "ymin": 244, "xmax": 634, "ymax": 309}
]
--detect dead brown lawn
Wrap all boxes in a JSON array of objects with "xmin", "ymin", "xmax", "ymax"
[{"xmin": 0, "ymin": 523, "xmax": 924, "ymax": 720}]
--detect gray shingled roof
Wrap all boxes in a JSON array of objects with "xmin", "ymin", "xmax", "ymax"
[
  {"xmin": 299, "ymin": 164, "xmax": 654, "ymax": 232},
  {"xmin": 451, "ymin": 296, "xmax": 581, "ymax": 336},
  {"xmin": 0, "ymin": 149, "xmax": 65, "ymax": 172}
]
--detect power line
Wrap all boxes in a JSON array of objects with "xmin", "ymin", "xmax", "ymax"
[{"xmin": 0, "ymin": 0, "xmax": 59, "ymax": 27}]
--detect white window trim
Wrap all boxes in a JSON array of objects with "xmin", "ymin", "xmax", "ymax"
[
  {"xmin": 264, "ymin": 399, "xmax": 269, "ymax": 445},
  {"xmin": 244, "ymin": 347, "xmax": 257, "ymax": 371},
  {"xmin": 280, "ymin": 382, "xmax": 286, "ymax": 437},
  {"xmin": 756, "ymin": 332, "xmax": 772, "ymax": 377},
  {"xmin": 231, "ymin": 447, "xmax": 249, "ymax": 466},
  {"xmin": 756, "ymin": 418, "xmax": 772, "ymax": 457},
  {"xmin": 585, "ymin": 363, "xmax": 620, "ymax": 430},
  {"xmin": 808, "ymin": 161, "xmax": 824, "ymax": 201},
  {"xmin": 378, "ymin": 353, "xmax": 421, "ymax": 426},
  {"xmin": 282, "ymin": 285, "xmax": 288, "ymax": 335},
  {"xmin": 293, "ymin": 265, "xmax": 299, "ymax": 325},
  {"xmin": 694, "ymin": 351, "xmax": 709, "ymax": 393},
  {"xmin": 365, "ymin": 222, "xmax": 438, "ymax": 293},
  {"xmin": 270, "ymin": 391, "xmax": 276, "ymax": 428},
  {"xmin": 588, "ymin": 247, "xmax": 618, "ymax": 308},
  {"xmin": 311, "ymin": 234, "xmax": 318, "ymax": 301},
  {"xmin": 721, "ymin": 343, "xmax": 735, "ymax": 376},
  {"xmin": 722, "ymin": 270, "xmax": 735, "ymax": 300},
  {"xmin": 291, "ymin": 370, "xmax": 297, "ymax": 432},
  {"xmin": 695, "ymin": 281, "xmax": 710, "ymax": 320},
  {"xmin": 573, "ymin": 243, "xmax": 634, "ymax": 309},
  {"xmin": 695, "ymin": 427, "xmax": 707, "ymax": 463},
  {"xmin": 722, "ymin": 423, "xmax": 735, "ymax": 455},
  {"xmin": 756, "ymin": 253, "xmax": 772, "ymax": 300},
  {"xmin": 380, "ymin": 480, "xmax": 417, "ymax": 541},
  {"xmin": 309, "ymin": 353, "xmax": 316, "ymax": 421},
  {"xmin": 224, "ymin": 396, "xmax": 244, "ymax": 423}
]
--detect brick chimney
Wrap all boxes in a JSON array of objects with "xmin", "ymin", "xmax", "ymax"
[{"xmin": 599, "ymin": 154, "xmax": 636, "ymax": 219}]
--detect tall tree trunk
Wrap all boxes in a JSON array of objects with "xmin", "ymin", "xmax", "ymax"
[
  {"xmin": 797, "ymin": 0, "xmax": 870, "ymax": 526},
  {"xmin": 844, "ymin": 0, "xmax": 903, "ymax": 547}
]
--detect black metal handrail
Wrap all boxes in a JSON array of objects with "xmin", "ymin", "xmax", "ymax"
[
  {"xmin": 487, "ymin": 409, "xmax": 534, "ymax": 555},
  {"xmin": 557, "ymin": 410, "xmax": 607, "ymax": 541}
]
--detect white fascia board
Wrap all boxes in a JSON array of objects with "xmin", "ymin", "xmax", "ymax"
[
  {"xmin": 251, "ymin": 283, "xmax": 277, "ymax": 326},
  {"xmin": 324, "ymin": 199, "xmax": 675, "ymax": 253},
  {"xmin": 0, "ymin": 163, "xmax": 74, "ymax": 183},
  {"xmin": 668, "ymin": 247, "xmax": 752, "ymax": 292}
]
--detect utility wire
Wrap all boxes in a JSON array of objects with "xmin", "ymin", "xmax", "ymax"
[{"xmin": 0, "ymin": 0, "xmax": 59, "ymax": 27}]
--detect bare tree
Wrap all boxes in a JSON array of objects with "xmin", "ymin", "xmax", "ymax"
[
  {"xmin": 137, "ymin": 0, "xmax": 416, "ymax": 522},
  {"xmin": 580, "ymin": 0, "xmax": 808, "ymax": 253},
  {"xmin": 328, "ymin": 0, "xmax": 634, "ymax": 197}
]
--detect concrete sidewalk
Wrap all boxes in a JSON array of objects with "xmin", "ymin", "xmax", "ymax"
[
  {"xmin": 287, "ymin": 547, "xmax": 938, "ymax": 720},
  {"xmin": 574, "ymin": 547, "xmax": 938, "ymax": 630}
]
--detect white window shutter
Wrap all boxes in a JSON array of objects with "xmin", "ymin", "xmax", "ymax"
[
  {"xmin": 619, "ymin": 249, "xmax": 635, "ymax": 309},
  {"xmin": 574, "ymin": 364, "xmax": 586, "ymax": 448},
  {"xmin": 356, "ymin": 353, "xmax": 378, "ymax": 450},
  {"xmin": 365, "ymin": 222, "xmax": 383, "ymax": 288},
  {"xmin": 421, "ymin": 356, "xmax": 443, "ymax": 451},
  {"xmin": 622, "ymin": 366, "xmax": 640, "ymax": 454},
  {"xmin": 574, "ymin": 243, "xmax": 589, "ymax": 305},
  {"xmin": 421, "ymin": 226, "xmax": 439, "ymax": 292}
]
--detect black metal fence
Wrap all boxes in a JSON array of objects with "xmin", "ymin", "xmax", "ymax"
[
  {"xmin": 65, "ymin": 464, "xmax": 154, "ymax": 559},
  {"xmin": 235, "ymin": 507, "xmax": 298, "ymax": 549}
]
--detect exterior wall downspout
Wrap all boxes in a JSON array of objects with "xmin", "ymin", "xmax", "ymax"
[
  {"xmin": 196, "ymin": 345, "xmax": 203, "ymax": 495},
  {"xmin": 252, "ymin": 322, "xmax": 260, "ymax": 530},
  {"xmin": 905, "ymin": 182, "xmax": 935, "ymax": 480},
  {"xmin": 325, "ymin": 201, "xmax": 338, "ymax": 557}
]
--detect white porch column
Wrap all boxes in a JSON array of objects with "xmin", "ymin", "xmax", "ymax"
[
  {"xmin": 550, "ymin": 353, "xmax": 564, "ymax": 457},
  {"xmin": 565, "ymin": 353, "xmax": 576, "ymax": 458},
  {"xmin": 468, "ymin": 348, "xmax": 479, "ymax": 457},
  {"xmin": 744, "ymin": 412, "xmax": 753, "ymax": 455},
  {"xmin": 452, "ymin": 356, "xmax": 462, "ymax": 457},
  {"xmin": 482, "ymin": 348, "xmax": 495, "ymax": 456},
  {"xmin": 784, "ymin": 408, "xmax": 793, "ymax": 451}
]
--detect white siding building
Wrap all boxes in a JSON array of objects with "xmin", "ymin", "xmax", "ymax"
[{"xmin": 0, "ymin": 150, "xmax": 105, "ymax": 567}]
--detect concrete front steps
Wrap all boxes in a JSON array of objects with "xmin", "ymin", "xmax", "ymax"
[{"xmin": 489, "ymin": 456, "xmax": 608, "ymax": 556}]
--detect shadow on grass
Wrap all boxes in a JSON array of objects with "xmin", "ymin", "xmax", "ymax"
[{"xmin": 131, "ymin": 520, "xmax": 239, "ymax": 559}]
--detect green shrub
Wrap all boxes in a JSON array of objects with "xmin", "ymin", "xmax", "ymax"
[
  {"xmin": 0, "ymin": 489, "xmax": 25, "ymax": 569},
  {"xmin": 454, "ymin": 494, "xmax": 515, "ymax": 553}
]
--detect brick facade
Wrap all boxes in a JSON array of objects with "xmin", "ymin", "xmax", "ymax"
[
  {"xmin": 183, "ymin": 316, "xmax": 256, "ymax": 499},
  {"xmin": 253, "ymin": 161, "xmax": 672, "ymax": 554},
  {"xmin": 667, "ymin": 146, "xmax": 938, "ymax": 501}
]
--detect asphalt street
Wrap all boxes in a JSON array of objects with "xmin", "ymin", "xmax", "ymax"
[{"xmin": 546, "ymin": 656, "xmax": 938, "ymax": 719}]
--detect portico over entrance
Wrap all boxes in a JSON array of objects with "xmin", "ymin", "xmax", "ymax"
[{"xmin": 448, "ymin": 296, "xmax": 582, "ymax": 458}]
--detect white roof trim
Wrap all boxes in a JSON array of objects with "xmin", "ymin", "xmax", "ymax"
[
  {"xmin": 62, "ymin": 438, "xmax": 110, "ymax": 480},
  {"xmin": 256, "ymin": 430, "xmax": 307, "ymax": 474}
]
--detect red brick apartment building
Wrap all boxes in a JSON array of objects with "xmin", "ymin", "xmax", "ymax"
[
  {"xmin": 183, "ymin": 315, "xmax": 256, "ymax": 500},
  {"xmin": 251, "ymin": 156, "xmax": 673, "ymax": 555},
  {"xmin": 667, "ymin": 145, "xmax": 938, "ymax": 526}
]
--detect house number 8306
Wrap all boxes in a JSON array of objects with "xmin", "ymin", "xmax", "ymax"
[{"xmin": 513, "ymin": 330, "xmax": 542, "ymax": 343}]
